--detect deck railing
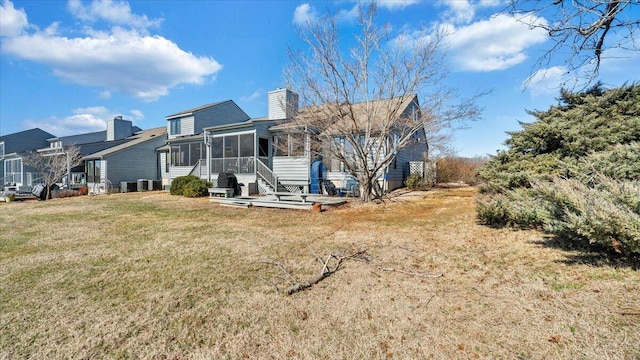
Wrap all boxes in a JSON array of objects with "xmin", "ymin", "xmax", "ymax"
[
  {"xmin": 1, "ymin": 173, "xmax": 22, "ymax": 185},
  {"xmin": 26, "ymin": 173, "xmax": 45, "ymax": 186},
  {"xmin": 189, "ymin": 159, "xmax": 206, "ymax": 178},
  {"xmin": 256, "ymin": 158, "xmax": 278, "ymax": 190},
  {"xmin": 210, "ymin": 157, "xmax": 255, "ymax": 175}
]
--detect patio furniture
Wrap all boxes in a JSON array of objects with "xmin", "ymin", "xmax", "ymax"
[
  {"xmin": 209, "ymin": 187, "xmax": 236, "ymax": 198},
  {"xmin": 268, "ymin": 191, "xmax": 311, "ymax": 203},
  {"xmin": 337, "ymin": 177, "xmax": 359, "ymax": 197}
]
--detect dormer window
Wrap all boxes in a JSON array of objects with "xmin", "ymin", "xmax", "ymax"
[{"xmin": 170, "ymin": 119, "xmax": 181, "ymax": 135}]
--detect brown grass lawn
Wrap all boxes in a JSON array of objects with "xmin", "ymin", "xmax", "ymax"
[{"xmin": 1, "ymin": 188, "xmax": 638, "ymax": 359}]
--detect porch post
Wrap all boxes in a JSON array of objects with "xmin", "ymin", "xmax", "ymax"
[
  {"xmin": 205, "ymin": 132, "xmax": 211, "ymax": 181},
  {"xmin": 66, "ymin": 151, "xmax": 71, "ymax": 189}
]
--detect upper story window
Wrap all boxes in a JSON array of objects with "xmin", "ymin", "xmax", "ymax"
[
  {"xmin": 0, "ymin": 142, "xmax": 4, "ymax": 156},
  {"xmin": 170, "ymin": 119, "xmax": 181, "ymax": 135},
  {"xmin": 50, "ymin": 141, "xmax": 62, "ymax": 148}
]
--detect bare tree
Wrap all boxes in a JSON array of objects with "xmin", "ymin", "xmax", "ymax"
[
  {"xmin": 22, "ymin": 145, "xmax": 83, "ymax": 199},
  {"xmin": 509, "ymin": 0, "xmax": 640, "ymax": 87},
  {"xmin": 285, "ymin": 3, "xmax": 483, "ymax": 202}
]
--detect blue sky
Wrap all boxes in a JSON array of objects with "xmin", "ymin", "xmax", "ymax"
[{"xmin": 1, "ymin": 0, "xmax": 638, "ymax": 157}]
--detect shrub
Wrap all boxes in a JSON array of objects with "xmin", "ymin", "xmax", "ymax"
[
  {"xmin": 535, "ymin": 176, "xmax": 640, "ymax": 256},
  {"xmin": 169, "ymin": 175, "xmax": 200, "ymax": 196},
  {"xmin": 405, "ymin": 173, "xmax": 423, "ymax": 190},
  {"xmin": 182, "ymin": 179, "xmax": 211, "ymax": 198},
  {"xmin": 52, "ymin": 189, "xmax": 79, "ymax": 198},
  {"xmin": 477, "ymin": 84, "xmax": 640, "ymax": 258},
  {"xmin": 476, "ymin": 188, "xmax": 546, "ymax": 228},
  {"xmin": 436, "ymin": 156, "xmax": 486, "ymax": 185}
]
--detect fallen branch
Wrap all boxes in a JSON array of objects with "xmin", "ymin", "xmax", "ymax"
[
  {"xmin": 378, "ymin": 267, "xmax": 443, "ymax": 278},
  {"xmin": 260, "ymin": 248, "xmax": 369, "ymax": 295}
]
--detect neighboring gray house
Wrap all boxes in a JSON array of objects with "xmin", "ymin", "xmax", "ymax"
[
  {"xmin": 0, "ymin": 128, "xmax": 56, "ymax": 189},
  {"xmin": 38, "ymin": 117, "xmax": 167, "ymax": 192},
  {"xmin": 160, "ymin": 100, "xmax": 251, "ymax": 187},
  {"xmin": 82, "ymin": 126, "xmax": 167, "ymax": 191}
]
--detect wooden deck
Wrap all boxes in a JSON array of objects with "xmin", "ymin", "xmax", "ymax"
[{"xmin": 209, "ymin": 194, "xmax": 346, "ymax": 210}]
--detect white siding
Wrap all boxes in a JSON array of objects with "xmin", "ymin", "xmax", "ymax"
[
  {"xmin": 273, "ymin": 156, "xmax": 309, "ymax": 184},
  {"xmin": 169, "ymin": 166, "xmax": 193, "ymax": 179},
  {"xmin": 182, "ymin": 116, "xmax": 195, "ymax": 136},
  {"xmin": 160, "ymin": 152, "xmax": 169, "ymax": 179},
  {"xmin": 268, "ymin": 89, "xmax": 298, "ymax": 120},
  {"xmin": 101, "ymin": 160, "xmax": 107, "ymax": 182}
]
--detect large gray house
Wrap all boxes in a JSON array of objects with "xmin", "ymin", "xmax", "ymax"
[
  {"xmin": 166, "ymin": 88, "xmax": 428, "ymax": 196},
  {"xmin": 159, "ymin": 100, "xmax": 251, "ymax": 189},
  {"xmin": 35, "ymin": 117, "xmax": 167, "ymax": 192}
]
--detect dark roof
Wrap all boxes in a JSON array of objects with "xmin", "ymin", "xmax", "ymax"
[
  {"xmin": 165, "ymin": 100, "xmax": 229, "ymax": 119},
  {"xmin": 164, "ymin": 133, "xmax": 203, "ymax": 143},
  {"xmin": 0, "ymin": 128, "xmax": 55, "ymax": 141},
  {"xmin": 269, "ymin": 95, "xmax": 419, "ymax": 133},
  {"xmin": 203, "ymin": 117, "xmax": 273, "ymax": 132},
  {"xmin": 84, "ymin": 127, "xmax": 167, "ymax": 159},
  {"xmin": 52, "ymin": 131, "xmax": 106, "ymax": 145},
  {"xmin": 50, "ymin": 126, "xmax": 143, "ymax": 145},
  {"xmin": 0, "ymin": 128, "xmax": 56, "ymax": 155}
]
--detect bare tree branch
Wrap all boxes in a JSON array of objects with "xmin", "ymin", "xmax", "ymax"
[
  {"xmin": 285, "ymin": 3, "xmax": 483, "ymax": 202},
  {"xmin": 509, "ymin": 0, "xmax": 640, "ymax": 88},
  {"xmin": 22, "ymin": 144, "xmax": 83, "ymax": 199},
  {"xmin": 259, "ymin": 248, "xmax": 369, "ymax": 295}
]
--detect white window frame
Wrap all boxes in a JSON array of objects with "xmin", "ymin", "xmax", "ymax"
[{"xmin": 5, "ymin": 158, "xmax": 23, "ymax": 184}]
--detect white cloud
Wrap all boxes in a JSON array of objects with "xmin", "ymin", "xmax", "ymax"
[
  {"xmin": 337, "ymin": 5, "xmax": 359, "ymax": 23},
  {"xmin": 377, "ymin": 0, "xmax": 420, "ymax": 10},
  {"xmin": 524, "ymin": 66, "xmax": 571, "ymax": 97},
  {"xmin": 0, "ymin": 1, "xmax": 222, "ymax": 102},
  {"xmin": 22, "ymin": 106, "xmax": 144, "ymax": 136},
  {"xmin": 240, "ymin": 89, "xmax": 262, "ymax": 102},
  {"xmin": 67, "ymin": 0, "xmax": 162, "ymax": 31},
  {"xmin": 0, "ymin": 0, "xmax": 28, "ymax": 37},
  {"xmin": 24, "ymin": 113, "xmax": 107, "ymax": 136},
  {"xmin": 439, "ymin": 0, "xmax": 475, "ymax": 24},
  {"xmin": 293, "ymin": 3, "xmax": 318, "ymax": 25},
  {"xmin": 129, "ymin": 109, "xmax": 144, "ymax": 120},
  {"xmin": 446, "ymin": 14, "xmax": 548, "ymax": 71},
  {"xmin": 73, "ymin": 106, "xmax": 110, "ymax": 116}
]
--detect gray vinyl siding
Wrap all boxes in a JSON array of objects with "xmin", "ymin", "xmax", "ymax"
[
  {"xmin": 385, "ymin": 99, "xmax": 426, "ymax": 183},
  {"xmin": 387, "ymin": 129, "xmax": 428, "ymax": 183},
  {"xmin": 167, "ymin": 101, "xmax": 250, "ymax": 140},
  {"xmin": 98, "ymin": 136, "xmax": 166, "ymax": 186},
  {"xmin": 194, "ymin": 102, "xmax": 250, "ymax": 131}
]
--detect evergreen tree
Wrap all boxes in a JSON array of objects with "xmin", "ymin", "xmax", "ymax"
[{"xmin": 477, "ymin": 84, "xmax": 640, "ymax": 257}]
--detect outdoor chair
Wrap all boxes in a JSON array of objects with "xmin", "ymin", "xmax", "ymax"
[{"xmin": 338, "ymin": 177, "xmax": 359, "ymax": 197}]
